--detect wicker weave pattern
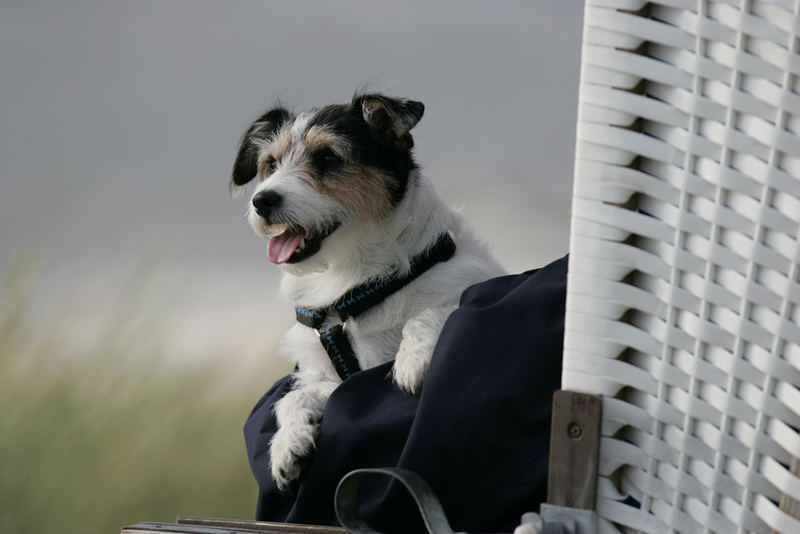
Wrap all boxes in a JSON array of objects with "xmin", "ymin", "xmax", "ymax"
[{"xmin": 564, "ymin": 1, "xmax": 800, "ymax": 532}]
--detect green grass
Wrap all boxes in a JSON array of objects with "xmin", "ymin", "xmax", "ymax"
[{"xmin": 0, "ymin": 261, "xmax": 289, "ymax": 534}]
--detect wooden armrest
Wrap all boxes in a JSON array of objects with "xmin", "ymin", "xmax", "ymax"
[{"xmin": 121, "ymin": 516, "xmax": 345, "ymax": 534}]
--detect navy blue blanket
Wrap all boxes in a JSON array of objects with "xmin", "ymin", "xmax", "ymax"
[{"xmin": 244, "ymin": 255, "xmax": 567, "ymax": 533}]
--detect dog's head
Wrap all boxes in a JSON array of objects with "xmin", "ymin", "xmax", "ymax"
[{"xmin": 231, "ymin": 93, "xmax": 424, "ymax": 266}]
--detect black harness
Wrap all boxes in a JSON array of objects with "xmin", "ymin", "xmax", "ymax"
[{"xmin": 294, "ymin": 233, "xmax": 457, "ymax": 380}]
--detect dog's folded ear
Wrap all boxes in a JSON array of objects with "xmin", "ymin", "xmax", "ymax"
[
  {"xmin": 356, "ymin": 94, "xmax": 424, "ymax": 151},
  {"xmin": 231, "ymin": 107, "xmax": 292, "ymax": 193}
]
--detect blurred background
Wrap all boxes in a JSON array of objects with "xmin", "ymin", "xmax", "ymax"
[{"xmin": 0, "ymin": 1, "xmax": 582, "ymax": 532}]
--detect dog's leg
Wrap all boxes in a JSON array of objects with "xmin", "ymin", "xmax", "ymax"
[
  {"xmin": 270, "ymin": 325, "xmax": 340, "ymax": 490},
  {"xmin": 270, "ymin": 375, "xmax": 338, "ymax": 489},
  {"xmin": 393, "ymin": 305, "xmax": 456, "ymax": 394}
]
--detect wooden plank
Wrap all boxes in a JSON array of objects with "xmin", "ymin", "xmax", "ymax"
[
  {"xmin": 177, "ymin": 516, "xmax": 346, "ymax": 534},
  {"xmin": 546, "ymin": 389, "xmax": 602, "ymax": 510},
  {"xmin": 121, "ymin": 523, "xmax": 257, "ymax": 534},
  {"xmin": 122, "ymin": 518, "xmax": 345, "ymax": 534}
]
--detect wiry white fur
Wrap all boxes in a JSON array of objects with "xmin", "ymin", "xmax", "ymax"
[
  {"xmin": 393, "ymin": 305, "xmax": 457, "ymax": 392},
  {"xmin": 290, "ymin": 112, "xmax": 312, "ymax": 139},
  {"xmin": 246, "ymin": 117, "xmax": 504, "ymax": 490},
  {"xmin": 247, "ymin": 168, "xmax": 345, "ymax": 240}
]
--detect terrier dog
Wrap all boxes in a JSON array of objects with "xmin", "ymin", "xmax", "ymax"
[{"xmin": 231, "ymin": 93, "xmax": 504, "ymax": 489}]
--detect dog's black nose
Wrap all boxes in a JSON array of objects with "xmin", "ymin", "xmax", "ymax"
[{"xmin": 252, "ymin": 190, "xmax": 282, "ymax": 218}]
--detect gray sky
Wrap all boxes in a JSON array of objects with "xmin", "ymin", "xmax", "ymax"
[{"xmin": 1, "ymin": 0, "xmax": 583, "ymax": 360}]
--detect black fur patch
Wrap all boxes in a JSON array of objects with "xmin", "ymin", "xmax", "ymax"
[
  {"xmin": 307, "ymin": 94, "xmax": 424, "ymax": 205},
  {"xmin": 310, "ymin": 147, "xmax": 344, "ymax": 176},
  {"xmin": 231, "ymin": 107, "xmax": 292, "ymax": 187}
]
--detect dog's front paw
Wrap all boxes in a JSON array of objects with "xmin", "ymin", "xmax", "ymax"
[
  {"xmin": 393, "ymin": 308, "xmax": 451, "ymax": 394},
  {"xmin": 393, "ymin": 346, "xmax": 430, "ymax": 394},
  {"xmin": 269, "ymin": 421, "xmax": 318, "ymax": 491}
]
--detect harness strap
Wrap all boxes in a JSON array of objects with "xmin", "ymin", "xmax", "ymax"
[
  {"xmin": 332, "ymin": 234, "xmax": 457, "ymax": 321},
  {"xmin": 294, "ymin": 233, "xmax": 456, "ymax": 380},
  {"xmin": 295, "ymin": 307, "xmax": 325, "ymax": 329},
  {"xmin": 319, "ymin": 325, "xmax": 360, "ymax": 381}
]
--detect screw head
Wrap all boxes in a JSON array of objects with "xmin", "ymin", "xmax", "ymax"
[{"xmin": 568, "ymin": 422, "xmax": 583, "ymax": 440}]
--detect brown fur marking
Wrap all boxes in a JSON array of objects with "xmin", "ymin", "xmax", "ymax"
[
  {"xmin": 257, "ymin": 129, "xmax": 292, "ymax": 178},
  {"xmin": 304, "ymin": 125, "xmax": 349, "ymax": 157},
  {"xmin": 310, "ymin": 165, "xmax": 394, "ymax": 221}
]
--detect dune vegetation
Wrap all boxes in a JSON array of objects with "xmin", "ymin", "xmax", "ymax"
[{"xmin": 0, "ymin": 261, "xmax": 288, "ymax": 534}]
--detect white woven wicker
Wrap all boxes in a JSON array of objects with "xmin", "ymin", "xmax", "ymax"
[{"xmin": 563, "ymin": 1, "xmax": 800, "ymax": 532}]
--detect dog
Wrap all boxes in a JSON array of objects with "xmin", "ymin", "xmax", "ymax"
[{"xmin": 231, "ymin": 93, "xmax": 504, "ymax": 490}]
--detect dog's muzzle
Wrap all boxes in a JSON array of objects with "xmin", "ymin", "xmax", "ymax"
[{"xmin": 252, "ymin": 190, "xmax": 282, "ymax": 220}]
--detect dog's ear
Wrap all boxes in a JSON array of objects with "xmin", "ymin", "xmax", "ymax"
[
  {"xmin": 356, "ymin": 94, "xmax": 424, "ymax": 150},
  {"xmin": 231, "ymin": 107, "xmax": 292, "ymax": 192}
]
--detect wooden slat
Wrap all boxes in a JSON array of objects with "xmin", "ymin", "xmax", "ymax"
[
  {"xmin": 546, "ymin": 390, "xmax": 602, "ymax": 510},
  {"xmin": 122, "ymin": 523, "xmax": 255, "ymax": 534},
  {"xmin": 122, "ymin": 518, "xmax": 345, "ymax": 534},
  {"xmin": 176, "ymin": 517, "xmax": 345, "ymax": 534}
]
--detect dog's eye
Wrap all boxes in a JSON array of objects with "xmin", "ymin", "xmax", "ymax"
[
  {"xmin": 260, "ymin": 155, "xmax": 278, "ymax": 180},
  {"xmin": 313, "ymin": 149, "xmax": 342, "ymax": 174}
]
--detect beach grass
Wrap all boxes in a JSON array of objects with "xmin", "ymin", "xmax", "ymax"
[{"xmin": 0, "ymin": 261, "xmax": 287, "ymax": 534}]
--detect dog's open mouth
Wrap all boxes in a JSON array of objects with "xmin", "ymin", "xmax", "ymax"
[{"xmin": 267, "ymin": 223, "xmax": 340, "ymax": 264}]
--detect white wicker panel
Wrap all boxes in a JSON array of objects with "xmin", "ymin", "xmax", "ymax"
[{"xmin": 565, "ymin": 1, "xmax": 800, "ymax": 532}]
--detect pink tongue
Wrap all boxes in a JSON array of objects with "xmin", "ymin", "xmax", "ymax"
[{"xmin": 267, "ymin": 230, "xmax": 305, "ymax": 264}]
